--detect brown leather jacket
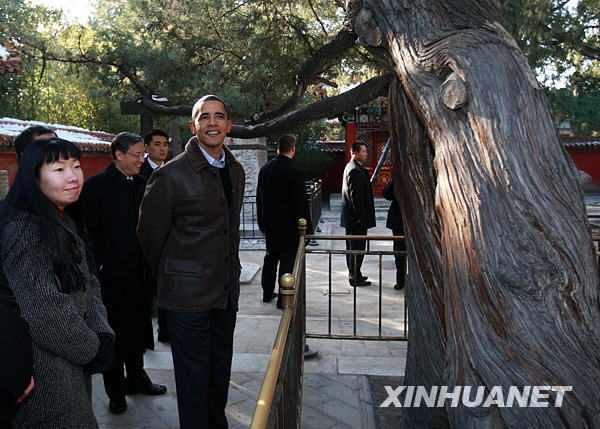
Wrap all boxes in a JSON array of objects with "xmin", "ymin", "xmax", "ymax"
[{"xmin": 137, "ymin": 137, "xmax": 245, "ymax": 312}]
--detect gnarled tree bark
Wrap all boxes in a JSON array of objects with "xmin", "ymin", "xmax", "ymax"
[{"xmin": 358, "ymin": 1, "xmax": 600, "ymax": 427}]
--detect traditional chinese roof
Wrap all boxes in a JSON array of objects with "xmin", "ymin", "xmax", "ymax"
[
  {"xmin": 562, "ymin": 136, "xmax": 600, "ymax": 151},
  {"xmin": 0, "ymin": 44, "xmax": 24, "ymax": 76},
  {"xmin": 0, "ymin": 117, "xmax": 114, "ymax": 153}
]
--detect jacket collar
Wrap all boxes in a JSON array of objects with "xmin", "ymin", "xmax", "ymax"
[
  {"xmin": 184, "ymin": 136, "xmax": 241, "ymax": 173},
  {"xmin": 106, "ymin": 162, "xmax": 140, "ymax": 183}
]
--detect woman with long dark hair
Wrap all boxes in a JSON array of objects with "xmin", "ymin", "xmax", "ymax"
[{"xmin": 0, "ymin": 138, "xmax": 114, "ymax": 428}]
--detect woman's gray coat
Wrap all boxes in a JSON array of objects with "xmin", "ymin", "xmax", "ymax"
[{"xmin": 0, "ymin": 211, "xmax": 113, "ymax": 428}]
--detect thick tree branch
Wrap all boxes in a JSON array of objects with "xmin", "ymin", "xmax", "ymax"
[
  {"xmin": 248, "ymin": 27, "xmax": 358, "ymax": 124},
  {"xmin": 138, "ymin": 74, "xmax": 390, "ymax": 134},
  {"xmin": 230, "ymin": 74, "xmax": 391, "ymax": 138}
]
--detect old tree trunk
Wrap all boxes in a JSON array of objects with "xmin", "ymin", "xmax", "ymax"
[{"xmin": 355, "ymin": 1, "xmax": 599, "ymax": 427}]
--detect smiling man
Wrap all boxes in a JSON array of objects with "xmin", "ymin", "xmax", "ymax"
[{"xmin": 137, "ymin": 95, "xmax": 245, "ymax": 429}]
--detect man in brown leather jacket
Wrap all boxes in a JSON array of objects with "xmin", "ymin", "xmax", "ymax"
[{"xmin": 137, "ymin": 95, "xmax": 245, "ymax": 429}]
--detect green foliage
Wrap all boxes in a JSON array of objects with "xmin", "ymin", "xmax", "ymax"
[
  {"xmin": 546, "ymin": 62, "xmax": 600, "ymax": 135},
  {"xmin": 2, "ymin": 0, "xmax": 598, "ymax": 137},
  {"xmin": 2, "ymin": 0, "xmax": 347, "ymax": 129},
  {"xmin": 502, "ymin": 0, "xmax": 600, "ymax": 135}
]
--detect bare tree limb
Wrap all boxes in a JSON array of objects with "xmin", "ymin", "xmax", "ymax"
[
  {"xmin": 248, "ymin": 27, "xmax": 357, "ymax": 124},
  {"xmin": 230, "ymin": 74, "xmax": 391, "ymax": 138},
  {"xmin": 137, "ymin": 73, "xmax": 390, "ymax": 131}
]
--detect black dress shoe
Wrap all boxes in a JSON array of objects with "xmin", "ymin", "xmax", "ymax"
[
  {"xmin": 126, "ymin": 382, "xmax": 168, "ymax": 396},
  {"xmin": 262, "ymin": 293, "xmax": 278, "ymax": 303},
  {"xmin": 109, "ymin": 397, "xmax": 127, "ymax": 414},
  {"xmin": 359, "ymin": 276, "xmax": 369, "ymax": 282},
  {"xmin": 394, "ymin": 283, "xmax": 405, "ymax": 290},
  {"xmin": 349, "ymin": 280, "xmax": 372, "ymax": 287}
]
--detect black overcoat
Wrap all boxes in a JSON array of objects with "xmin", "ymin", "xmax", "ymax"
[
  {"xmin": 340, "ymin": 159, "xmax": 376, "ymax": 230},
  {"xmin": 257, "ymin": 155, "xmax": 313, "ymax": 252},
  {"xmin": 382, "ymin": 179, "xmax": 404, "ymax": 233},
  {"xmin": 81, "ymin": 163, "xmax": 154, "ymax": 354},
  {"xmin": 139, "ymin": 158, "xmax": 154, "ymax": 180}
]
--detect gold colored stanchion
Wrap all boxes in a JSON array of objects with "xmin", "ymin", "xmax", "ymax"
[{"xmin": 279, "ymin": 273, "xmax": 296, "ymax": 309}]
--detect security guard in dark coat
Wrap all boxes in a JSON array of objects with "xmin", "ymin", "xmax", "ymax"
[
  {"xmin": 382, "ymin": 179, "xmax": 407, "ymax": 290},
  {"xmin": 257, "ymin": 135, "xmax": 313, "ymax": 308},
  {"xmin": 341, "ymin": 142, "xmax": 376, "ymax": 286},
  {"xmin": 81, "ymin": 132, "xmax": 166, "ymax": 416}
]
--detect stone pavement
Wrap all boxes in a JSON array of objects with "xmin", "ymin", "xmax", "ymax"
[{"xmin": 94, "ymin": 200, "xmax": 408, "ymax": 428}]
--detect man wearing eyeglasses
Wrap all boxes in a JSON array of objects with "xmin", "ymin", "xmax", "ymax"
[{"xmin": 81, "ymin": 132, "xmax": 167, "ymax": 416}]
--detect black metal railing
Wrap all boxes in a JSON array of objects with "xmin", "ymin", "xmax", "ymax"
[
  {"xmin": 242, "ymin": 180, "xmax": 322, "ymax": 240},
  {"xmin": 590, "ymin": 214, "xmax": 600, "ymax": 265},
  {"xmin": 252, "ymin": 230, "xmax": 408, "ymax": 428},
  {"xmin": 241, "ymin": 195, "xmax": 262, "ymax": 239},
  {"xmin": 304, "ymin": 235, "xmax": 408, "ymax": 341}
]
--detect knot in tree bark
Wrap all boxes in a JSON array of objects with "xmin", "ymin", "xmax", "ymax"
[{"xmin": 441, "ymin": 73, "xmax": 468, "ymax": 110}]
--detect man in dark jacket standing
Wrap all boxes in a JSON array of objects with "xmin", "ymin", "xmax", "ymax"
[
  {"xmin": 257, "ymin": 134, "xmax": 312, "ymax": 308},
  {"xmin": 382, "ymin": 179, "xmax": 407, "ymax": 290},
  {"xmin": 81, "ymin": 132, "xmax": 166, "ymax": 416},
  {"xmin": 341, "ymin": 142, "xmax": 376, "ymax": 286},
  {"xmin": 138, "ymin": 95, "xmax": 245, "ymax": 429}
]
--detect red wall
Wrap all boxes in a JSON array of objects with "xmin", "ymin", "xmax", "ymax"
[
  {"xmin": 567, "ymin": 150, "xmax": 600, "ymax": 189},
  {"xmin": 345, "ymin": 122, "xmax": 391, "ymax": 197},
  {"xmin": 0, "ymin": 152, "xmax": 112, "ymax": 186}
]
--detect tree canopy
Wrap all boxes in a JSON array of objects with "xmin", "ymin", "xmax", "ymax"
[{"xmin": 0, "ymin": 0, "xmax": 598, "ymax": 135}]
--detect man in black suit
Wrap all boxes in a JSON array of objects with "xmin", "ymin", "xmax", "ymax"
[
  {"xmin": 140, "ymin": 129, "xmax": 170, "ymax": 342},
  {"xmin": 341, "ymin": 142, "xmax": 376, "ymax": 287},
  {"xmin": 382, "ymin": 179, "xmax": 406, "ymax": 290},
  {"xmin": 140, "ymin": 129, "xmax": 169, "ymax": 179},
  {"xmin": 81, "ymin": 132, "xmax": 167, "ymax": 415},
  {"xmin": 257, "ymin": 135, "xmax": 312, "ymax": 308}
]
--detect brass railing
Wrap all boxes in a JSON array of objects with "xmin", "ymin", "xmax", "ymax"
[{"xmin": 251, "ymin": 220, "xmax": 307, "ymax": 429}]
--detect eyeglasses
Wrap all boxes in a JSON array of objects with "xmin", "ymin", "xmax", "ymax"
[{"xmin": 126, "ymin": 152, "xmax": 145, "ymax": 159}]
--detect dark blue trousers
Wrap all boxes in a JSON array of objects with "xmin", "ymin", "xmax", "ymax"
[{"xmin": 166, "ymin": 305, "xmax": 237, "ymax": 429}]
